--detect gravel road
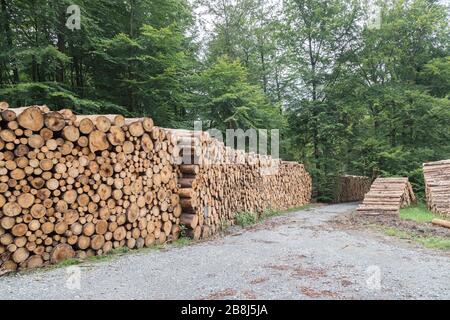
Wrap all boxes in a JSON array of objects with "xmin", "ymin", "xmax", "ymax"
[{"xmin": 1, "ymin": 203, "xmax": 449, "ymax": 300}]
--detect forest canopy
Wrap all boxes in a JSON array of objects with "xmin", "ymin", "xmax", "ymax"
[{"xmin": 0, "ymin": 0, "xmax": 449, "ymax": 200}]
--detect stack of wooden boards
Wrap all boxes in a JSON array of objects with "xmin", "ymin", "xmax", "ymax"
[
  {"xmin": 424, "ymin": 160, "xmax": 450, "ymax": 217},
  {"xmin": 357, "ymin": 178, "xmax": 416, "ymax": 215},
  {"xmin": 334, "ymin": 175, "xmax": 371, "ymax": 203},
  {"xmin": 0, "ymin": 104, "xmax": 312, "ymax": 271},
  {"xmin": 170, "ymin": 130, "xmax": 312, "ymax": 240}
]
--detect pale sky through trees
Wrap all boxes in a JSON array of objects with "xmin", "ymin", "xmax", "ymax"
[{"xmin": 192, "ymin": 0, "xmax": 450, "ymax": 33}]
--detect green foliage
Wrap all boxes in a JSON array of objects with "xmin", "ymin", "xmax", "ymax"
[
  {"xmin": 280, "ymin": 0, "xmax": 450, "ymax": 200},
  {"xmin": 192, "ymin": 56, "xmax": 284, "ymax": 131},
  {"xmin": 197, "ymin": 0, "xmax": 283, "ymax": 102},
  {"xmin": 1, "ymin": 0, "xmax": 449, "ymax": 202},
  {"xmin": 0, "ymin": 0, "xmax": 194, "ymax": 126},
  {"xmin": 0, "ymin": 82, "xmax": 131, "ymax": 115},
  {"xmin": 235, "ymin": 211, "xmax": 259, "ymax": 227},
  {"xmin": 91, "ymin": 23, "xmax": 193, "ymax": 126},
  {"xmin": 419, "ymin": 56, "xmax": 450, "ymax": 98}
]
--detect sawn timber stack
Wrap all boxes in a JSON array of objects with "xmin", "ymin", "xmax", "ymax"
[
  {"xmin": 424, "ymin": 160, "xmax": 450, "ymax": 217},
  {"xmin": 334, "ymin": 175, "xmax": 371, "ymax": 203},
  {"xmin": 357, "ymin": 178, "xmax": 416, "ymax": 215}
]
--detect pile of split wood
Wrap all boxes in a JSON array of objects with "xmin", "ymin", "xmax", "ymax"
[
  {"xmin": 0, "ymin": 104, "xmax": 180, "ymax": 271},
  {"xmin": 170, "ymin": 131, "xmax": 312, "ymax": 240},
  {"xmin": 334, "ymin": 175, "xmax": 372, "ymax": 203},
  {"xmin": 357, "ymin": 178, "xmax": 416, "ymax": 215},
  {"xmin": 1, "ymin": 103, "xmax": 312, "ymax": 271},
  {"xmin": 424, "ymin": 160, "xmax": 450, "ymax": 217}
]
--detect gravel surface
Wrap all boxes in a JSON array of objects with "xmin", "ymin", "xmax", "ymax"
[{"xmin": 1, "ymin": 203, "xmax": 449, "ymax": 300}]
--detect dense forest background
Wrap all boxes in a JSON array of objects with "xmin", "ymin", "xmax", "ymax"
[{"xmin": 0, "ymin": 0, "xmax": 449, "ymax": 200}]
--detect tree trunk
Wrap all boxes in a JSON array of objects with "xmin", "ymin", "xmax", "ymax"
[
  {"xmin": 1, "ymin": 0, "xmax": 19, "ymax": 83},
  {"xmin": 56, "ymin": 8, "xmax": 66, "ymax": 83}
]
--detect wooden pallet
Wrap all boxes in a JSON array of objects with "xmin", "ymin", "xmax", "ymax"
[
  {"xmin": 357, "ymin": 177, "xmax": 416, "ymax": 216},
  {"xmin": 424, "ymin": 160, "xmax": 450, "ymax": 217}
]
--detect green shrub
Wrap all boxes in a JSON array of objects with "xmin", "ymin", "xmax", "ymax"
[{"xmin": 235, "ymin": 212, "xmax": 259, "ymax": 227}]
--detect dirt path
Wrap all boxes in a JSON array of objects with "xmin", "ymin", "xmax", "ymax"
[{"xmin": 1, "ymin": 203, "xmax": 449, "ymax": 300}]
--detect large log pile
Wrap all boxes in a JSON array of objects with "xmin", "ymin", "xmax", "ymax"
[
  {"xmin": 423, "ymin": 160, "xmax": 450, "ymax": 217},
  {"xmin": 0, "ymin": 105, "xmax": 180, "ymax": 271},
  {"xmin": 334, "ymin": 175, "xmax": 372, "ymax": 203},
  {"xmin": 357, "ymin": 177, "xmax": 416, "ymax": 215},
  {"xmin": 0, "ymin": 103, "xmax": 312, "ymax": 271},
  {"xmin": 170, "ymin": 130, "xmax": 312, "ymax": 239}
]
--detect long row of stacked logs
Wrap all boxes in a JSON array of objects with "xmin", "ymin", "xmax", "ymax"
[
  {"xmin": 333, "ymin": 175, "xmax": 372, "ymax": 203},
  {"xmin": 0, "ymin": 105, "xmax": 181, "ymax": 271},
  {"xmin": 169, "ymin": 130, "xmax": 312, "ymax": 240},
  {"xmin": 0, "ymin": 104, "xmax": 312, "ymax": 271}
]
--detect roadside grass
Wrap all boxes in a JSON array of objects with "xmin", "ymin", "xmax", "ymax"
[
  {"xmin": 380, "ymin": 203, "xmax": 450, "ymax": 250},
  {"xmin": 235, "ymin": 212, "xmax": 259, "ymax": 227},
  {"xmin": 84, "ymin": 247, "xmax": 133, "ymax": 264},
  {"xmin": 171, "ymin": 237, "xmax": 192, "ymax": 247},
  {"xmin": 400, "ymin": 203, "xmax": 440, "ymax": 223},
  {"xmin": 382, "ymin": 227, "xmax": 450, "ymax": 250},
  {"xmin": 362, "ymin": 203, "xmax": 450, "ymax": 251},
  {"xmin": 5, "ymin": 205, "xmax": 313, "ymax": 275},
  {"xmin": 51, "ymin": 247, "xmax": 137, "ymax": 268},
  {"xmin": 12, "ymin": 238, "xmax": 193, "ymax": 276},
  {"xmin": 53, "ymin": 258, "xmax": 81, "ymax": 268},
  {"xmin": 235, "ymin": 204, "xmax": 313, "ymax": 228}
]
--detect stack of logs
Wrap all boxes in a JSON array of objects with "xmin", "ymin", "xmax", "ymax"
[
  {"xmin": 357, "ymin": 177, "xmax": 416, "ymax": 215},
  {"xmin": 0, "ymin": 104, "xmax": 180, "ymax": 271},
  {"xmin": 334, "ymin": 175, "xmax": 372, "ymax": 203},
  {"xmin": 423, "ymin": 160, "xmax": 450, "ymax": 217},
  {"xmin": 0, "ymin": 103, "xmax": 312, "ymax": 272},
  {"xmin": 170, "ymin": 130, "xmax": 312, "ymax": 240}
]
